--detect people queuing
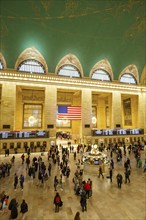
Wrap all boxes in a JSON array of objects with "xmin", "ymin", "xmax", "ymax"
[{"xmin": 0, "ymin": 162, "xmax": 11, "ymax": 179}]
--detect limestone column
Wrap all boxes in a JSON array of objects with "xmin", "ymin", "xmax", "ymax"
[
  {"xmin": 97, "ymin": 98, "xmax": 106, "ymax": 128},
  {"xmin": 81, "ymin": 89, "xmax": 92, "ymax": 139},
  {"xmin": 72, "ymin": 91, "xmax": 81, "ymax": 142},
  {"xmin": 138, "ymin": 92, "xmax": 146, "ymax": 132},
  {"xmin": 44, "ymin": 86, "xmax": 57, "ymax": 138},
  {"xmin": 112, "ymin": 91, "xmax": 122, "ymax": 128},
  {"xmin": 131, "ymin": 95, "xmax": 138, "ymax": 128},
  {"xmin": 1, "ymin": 82, "xmax": 16, "ymax": 130}
]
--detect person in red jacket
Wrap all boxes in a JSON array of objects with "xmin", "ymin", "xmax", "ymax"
[{"xmin": 84, "ymin": 181, "xmax": 91, "ymax": 199}]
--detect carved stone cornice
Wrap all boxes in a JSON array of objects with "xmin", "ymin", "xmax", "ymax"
[
  {"xmin": 15, "ymin": 47, "xmax": 48, "ymax": 73},
  {"xmin": 119, "ymin": 64, "xmax": 139, "ymax": 83},
  {"xmin": 140, "ymin": 66, "xmax": 146, "ymax": 85},
  {"xmin": 0, "ymin": 52, "xmax": 7, "ymax": 68},
  {"xmin": 89, "ymin": 59, "xmax": 113, "ymax": 80},
  {"xmin": 22, "ymin": 90, "xmax": 45, "ymax": 101},
  {"xmin": 55, "ymin": 53, "xmax": 84, "ymax": 77}
]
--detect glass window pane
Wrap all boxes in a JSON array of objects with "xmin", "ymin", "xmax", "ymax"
[
  {"xmin": 92, "ymin": 69, "xmax": 111, "ymax": 81},
  {"xmin": 120, "ymin": 73, "xmax": 136, "ymax": 84},
  {"xmin": 0, "ymin": 61, "xmax": 4, "ymax": 69},
  {"xmin": 18, "ymin": 59, "xmax": 45, "ymax": 74},
  {"xmin": 58, "ymin": 65, "xmax": 80, "ymax": 78}
]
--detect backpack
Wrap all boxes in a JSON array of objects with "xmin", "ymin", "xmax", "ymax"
[
  {"xmin": 20, "ymin": 176, "xmax": 24, "ymax": 183},
  {"xmin": 55, "ymin": 196, "xmax": 60, "ymax": 204}
]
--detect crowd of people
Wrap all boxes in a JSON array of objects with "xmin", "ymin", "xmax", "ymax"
[
  {"xmin": 0, "ymin": 162, "xmax": 12, "ymax": 179},
  {"xmin": 0, "ymin": 139, "xmax": 145, "ymax": 219}
]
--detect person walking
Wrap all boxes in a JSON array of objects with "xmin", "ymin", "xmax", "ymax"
[
  {"xmin": 116, "ymin": 173, "xmax": 123, "ymax": 188},
  {"xmin": 109, "ymin": 167, "xmax": 113, "ymax": 183},
  {"xmin": 21, "ymin": 154, "xmax": 25, "ymax": 165},
  {"xmin": 2, "ymin": 195, "xmax": 9, "ymax": 215},
  {"xmin": 80, "ymin": 191, "xmax": 87, "ymax": 212},
  {"xmin": 48, "ymin": 163, "xmax": 52, "ymax": 176},
  {"xmin": 20, "ymin": 199, "xmax": 28, "ymax": 220},
  {"xmin": 8, "ymin": 198, "xmax": 18, "ymax": 220},
  {"xmin": 74, "ymin": 211, "xmax": 81, "ymax": 220},
  {"xmin": 125, "ymin": 169, "xmax": 130, "ymax": 184},
  {"xmin": 98, "ymin": 166, "xmax": 104, "ymax": 179},
  {"xmin": 10, "ymin": 203, "xmax": 18, "ymax": 220},
  {"xmin": 14, "ymin": 173, "xmax": 18, "ymax": 191},
  {"xmin": 54, "ymin": 192, "xmax": 61, "ymax": 213},
  {"xmin": 74, "ymin": 151, "xmax": 76, "ymax": 160},
  {"xmin": 20, "ymin": 174, "xmax": 24, "ymax": 191},
  {"xmin": 84, "ymin": 180, "xmax": 91, "ymax": 199},
  {"xmin": 54, "ymin": 176, "xmax": 58, "ymax": 191}
]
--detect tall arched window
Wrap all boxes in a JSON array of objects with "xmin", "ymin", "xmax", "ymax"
[
  {"xmin": 17, "ymin": 59, "xmax": 45, "ymax": 74},
  {"xmin": 120, "ymin": 73, "xmax": 137, "ymax": 84},
  {"xmin": 0, "ymin": 60, "xmax": 4, "ymax": 70},
  {"xmin": 91, "ymin": 69, "xmax": 111, "ymax": 81},
  {"xmin": 57, "ymin": 65, "xmax": 81, "ymax": 78}
]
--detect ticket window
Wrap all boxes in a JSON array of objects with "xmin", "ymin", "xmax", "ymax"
[
  {"xmin": 24, "ymin": 142, "xmax": 28, "ymax": 152},
  {"xmin": 122, "ymin": 138, "xmax": 125, "ymax": 144},
  {"xmin": 37, "ymin": 142, "xmax": 40, "ymax": 148},
  {"xmin": 113, "ymin": 138, "xmax": 116, "ymax": 143},
  {"xmin": 109, "ymin": 139, "xmax": 112, "ymax": 144},
  {"xmin": 95, "ymin": 139, "xmax": 98, "ymax": 144},
  {"xmin": 17, "ymin": 142, "xmax": 21, "ymax": 149},
  {"xmin": 134, "ymin": 137, "xmax": 137, "ymax": 142},
  {"xmin": 42, "ymin": 141, "xmax": 47, "ymax": 151},
  {"xmin": 3, "ymin": 143, "xmax": 7, "ymax": 149},
  {"xmin": 104, "ymin": 139, "xmax": 107, "ymax": 145},
  {"xmin": 24, "ymin": 142, "xmax": 28, "ymax": 148},
  {"xmin": 43, "ymin": 141, "xmax": 47, "ymax": 147},
  {"xmin": 118, "ymin": 138, "xmax": 121, "ymax": 143},
  {"xmin": 10, "ymin": 143, "xmax": 14, "ymax": 149},
  {"xmin": 30, "ymin": 142, "xmax": 34, "ymax": 147},
  {"xmin": 130, "ymin": 137, "xmax": 133, "ymax": 144}
]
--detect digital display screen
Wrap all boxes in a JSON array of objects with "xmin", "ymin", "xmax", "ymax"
[
  {"xmin": 0, "ymin": 131, "xmax": 49, "ymax": 139},
  {"xmin": 92, "ymin": 128, "xmax": 144, "ymax": 136}
]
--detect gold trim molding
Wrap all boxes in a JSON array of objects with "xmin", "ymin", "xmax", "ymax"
[
  {"xmin": 15, "ymin": 47, "xmax": 48, "ymax": 72},
  {"xmin": 89, "ymin": 59, "xmax": 113, "ymax": 80},
  {"xmin": 55, "ymin": 53, "xmax": 84, "ymax": 77}
]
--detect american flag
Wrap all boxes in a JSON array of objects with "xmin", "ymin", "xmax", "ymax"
[{"xmin": 57, "ymin": 106, "xmax": 81, "ymax": 120}]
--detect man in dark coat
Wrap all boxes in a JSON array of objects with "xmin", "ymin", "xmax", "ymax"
[
  {"xmin": 9, "ymin": 198, "xmax": 18, "ymax": 220},
  {"xmin": 80, "ymin": 191, "xmax": 87, "ymax": 212}
]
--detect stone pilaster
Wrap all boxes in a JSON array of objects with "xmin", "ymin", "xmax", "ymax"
[
  {"xmin": 112, "ymin": 91, "xmax": 122, "ymax": 128},
  {"xmin": 97, "ymin": 98, "xmax": 106, "ymax": 128},
  {"xmin": 138, "ymin": 92, "xmax": 146, "ymax": 132},
  {"xmin": 44, "ymin": 86, "xmax": 57, "ymax": 137},
  {"xmin": 81, "ymin": 89, "xmax": 92, "ymax": 138}
]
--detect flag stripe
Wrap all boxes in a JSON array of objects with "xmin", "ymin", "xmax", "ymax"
[{"xmin": 57, "ymin": 106, "xmax": 81, "ymax": 120}]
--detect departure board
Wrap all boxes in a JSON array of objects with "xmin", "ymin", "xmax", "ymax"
[
  {"xmin": 92, "ymin": 128, "xmax": 144, "ymax": 136},
  {"xmin": 0, "ymin": 130, "xmax": 49, "ymax": 139}
]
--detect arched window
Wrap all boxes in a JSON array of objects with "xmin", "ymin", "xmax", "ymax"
[
  {"xmin": 91, "ymin": 69, "xmax": 111, "ymax": 81},
  {"xmin": 58, "ymin": 65, "xmax": 81, "ymax": 78},
  {"xmin": 120, "ymin": 73, "xmax": 137, "ymax": 84},
  {"xmin": 0, "ymin": 60, "xmax": 4, "ymax": 69},
  {"xmin": 17, "ymin": 59, "xmax": 45, "ymax": 73}
]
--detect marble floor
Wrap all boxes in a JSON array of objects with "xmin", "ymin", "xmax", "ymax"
[{"xmin": 0, "ymin": 143, "xmax": 146, "ymax": 220}]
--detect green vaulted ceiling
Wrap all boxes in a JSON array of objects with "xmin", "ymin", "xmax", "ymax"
[{"xmin": 0, "ymin": 0, "xmax": 146, "ymax": 79}]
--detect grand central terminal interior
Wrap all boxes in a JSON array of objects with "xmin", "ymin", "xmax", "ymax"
[{"xmin": 0, "ymin": 0, "xmax": 146, "ymax": 220}]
